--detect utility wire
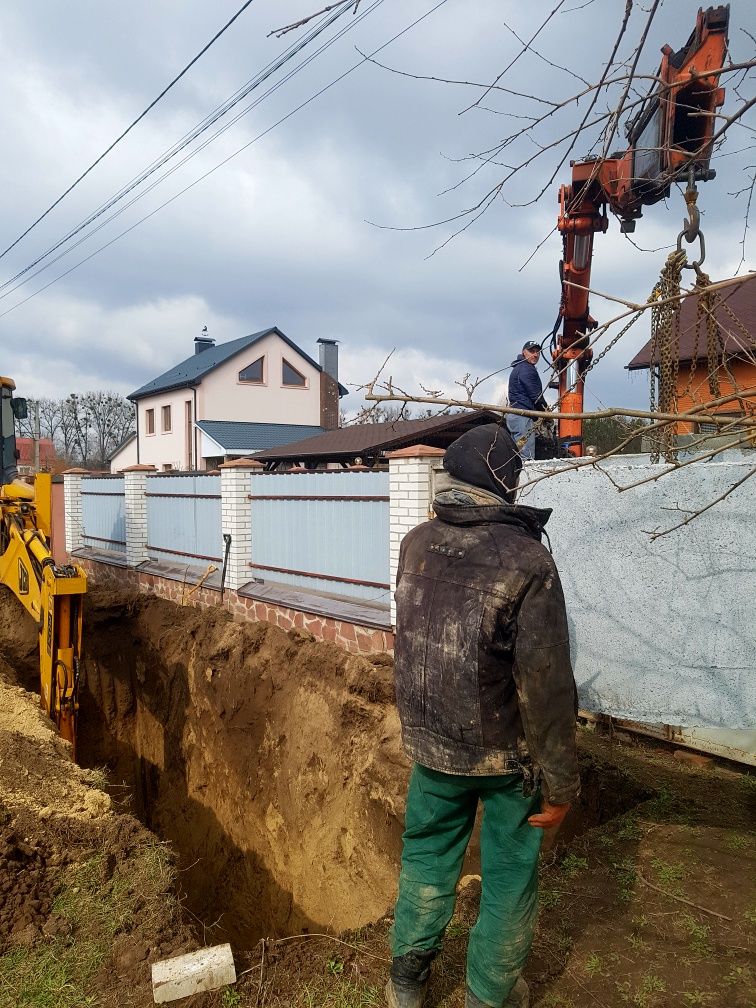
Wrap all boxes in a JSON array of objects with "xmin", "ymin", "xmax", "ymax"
[
  {"xmin": 0, "ymin": 0, "xmax": 375, "ymax": 301},
  {"xmin": 0, "ymin": 0, "xmax": 273, "ymax": 264},
  {"xmin": 0, "ymin": 1, "xmax": 358, "ymax": 295},
  {"xmin": 0, "ymin": 0, "xmax": 450, "ymax": 321}
]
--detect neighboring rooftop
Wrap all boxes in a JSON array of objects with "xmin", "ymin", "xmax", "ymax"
[
  {"xmin": 129, "ymin": 326, "xmax": 348, "ymax": 400},
  {"xmin": 253, "ymin": 410, "xmax": 500, "ymax": 468},
  {"xmin": 196, "ymin": 421, "xmax": 325, "ymax": 455},
  {"xmin": 627, "ymin": 274, "xmax": 756, "ymax": 370}
]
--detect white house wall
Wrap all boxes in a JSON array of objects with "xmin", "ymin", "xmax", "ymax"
[
  {"xmin": 110, "ymin": 437, "xmax": 138, "ymax": 473},
  {"xmin": 136, "ymin": 387, "xmax": 197, "ymax": 470},
  {"xmin": 197, "ymin": 332, "xmax": 322, "ymax": 427}
]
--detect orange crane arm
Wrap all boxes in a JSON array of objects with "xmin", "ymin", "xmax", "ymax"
[{"xmin": 552, "ymin": 5, "xmax": 729, "ymax": 456}]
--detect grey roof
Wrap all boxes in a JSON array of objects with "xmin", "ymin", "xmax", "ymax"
[
  {"xmin": 107, "ymin": 431, "xmax": 136, "ymax": 461},
  {"xmin": 129, "ymin": 326, "xmax": 348, "ymax": 400},
  {"xmin": 196, "ymin": 420, "xmax": 325, "ymax": 453}
]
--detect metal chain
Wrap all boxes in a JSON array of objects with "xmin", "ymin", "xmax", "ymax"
[{"xmin": 649, "ymin": 249, "xmax": 687, "ymax": 463}]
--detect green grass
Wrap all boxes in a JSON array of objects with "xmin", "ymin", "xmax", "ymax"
[
  {"xmin": 618, "ymin": 973, "xmax": 666, "ymax": 1007},
  {"xmin": 583, "ymin": 952, "xmax": 604, "ymax": 976},
  {"xmin": 0, "ymin": 843, "xmax": 175, "ymax": 1008},
  {"xmin": 649, "ymin": 859, "xmax": 686, "ymax": 890},
  {"xmin": 560, "ymin": 854, "xmax": 588, "ymax": 877},
  {"xmin": 680, "ymin": 914, "xmax": 712, "ymax": 957},
  {"xmin": 298, "ymin": 980, "xmax": 382, "ymax": 1007}
]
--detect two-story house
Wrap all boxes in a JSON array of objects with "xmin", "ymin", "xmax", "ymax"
[{"xmin": 114, "ymin": 327, "xmax": 346, "ymax": 471}]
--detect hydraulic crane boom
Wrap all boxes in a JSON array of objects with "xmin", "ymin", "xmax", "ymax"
[
  {"xmin": 0, "ymin": 376, "xmax": 87, "ymax": 756},
  {"xmin": 553, "ymin": 5, "xmax": 730, "ymax": 456}
]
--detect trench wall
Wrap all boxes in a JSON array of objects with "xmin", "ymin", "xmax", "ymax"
[{"xmin": 77, "ymin": 592, "xmax": 407, "ymax": 947}]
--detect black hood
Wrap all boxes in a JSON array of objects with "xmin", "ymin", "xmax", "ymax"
[
  {"xmin": 510, "ymin": 354, "xmax": 526, "ymax": 367},
  {"xmin": 443, "ymin": 423, "xmax": 522, "ymax": 503},
  {"xmin": 433, "ymin": 499, "xmax": 552, "ymax": 541}
]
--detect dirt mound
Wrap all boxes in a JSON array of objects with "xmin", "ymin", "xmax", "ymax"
[
  {"xmin": 0, "ymin": 638, "xmax": 222, "ymax": 1008},
  {"xmin": 79, "ymin": 587, "xmax": 409, "ymax": 946}
]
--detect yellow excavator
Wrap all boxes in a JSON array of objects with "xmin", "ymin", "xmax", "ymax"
[{"xmin": 0, "ymin": 376, "xmax": 86, "ymax": 757}]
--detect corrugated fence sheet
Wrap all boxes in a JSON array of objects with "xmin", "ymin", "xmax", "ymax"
[
  {"xmin": 249, "ymin": 470, "xmax": 390, "ymax": 603},
  {"xmin": 81, "ymin": 476, "xmax": 125, "ymax": 554},
  {"xmin": 146, "ymin": 474, "xmax": 222, "ymax": 568}
]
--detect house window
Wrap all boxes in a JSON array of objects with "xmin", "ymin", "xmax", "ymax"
[
  {"xmin": 185, "ymin": 400, "xmax": 193, "ymax": 470},
  {"xmin": 282, "ymin": 358, "xmax": 307, "ymax": 387},
  {"xmin": 162, "ymin": 405, "xmax": 172, "ymax": 432},
  {"xmin": 239, "ymin": 357, "xmax": 265, "ymax": 383},
  {"xmin": 145, "ymin": 408, "xmax": 155, "ymax": 435}
]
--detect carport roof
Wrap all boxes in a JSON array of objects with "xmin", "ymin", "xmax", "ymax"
[{"xmin": 252, "ymin": 410, "xmax": 500, "ymax": 466}]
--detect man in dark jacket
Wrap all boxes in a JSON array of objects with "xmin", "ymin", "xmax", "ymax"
[
  {"xmin": 507, "ymin": 342, "xmax": 547, "ymax": 460},
  {"xmin": 387, "ymin": 423, "xmax": 579, "ymax": 1008}
]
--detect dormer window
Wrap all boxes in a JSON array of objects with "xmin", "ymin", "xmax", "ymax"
[
  {"xmin": 239, "ymin": 357, "xmax": 265, "ymax": 383},
  {"xmin": 282, "ymin": 358, "xmax": 307, "ymax": 387}
]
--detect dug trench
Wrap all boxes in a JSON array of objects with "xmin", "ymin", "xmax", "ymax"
[
  {"xmin": 0, "ymin": 585, "xmax": 649, "ymax": 952},
  {"xmin": 2, "ymin": 585, "xmax": 754, "ymax": 1007}
]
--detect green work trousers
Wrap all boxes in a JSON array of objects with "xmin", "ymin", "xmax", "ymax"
[{"xmin": 391, "ymin": 763, "xmax": 542, "ymax": 1007}]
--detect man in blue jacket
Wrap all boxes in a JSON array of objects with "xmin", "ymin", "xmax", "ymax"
[{"xmin": 507, "ymin": 342, "xmax": 547, "ymax": 460}]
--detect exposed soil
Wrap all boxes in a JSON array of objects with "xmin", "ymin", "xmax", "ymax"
[
  {"xmin": 0, "ymin": 636, "xmax": 223, "ymax": 1008},
  {"xmin": 0, "ymin": 583, "xmax": 753, "ymax": 1008}
]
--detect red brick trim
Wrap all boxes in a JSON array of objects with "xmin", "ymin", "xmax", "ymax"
[{"xmin": 76, "ymin": 556, "xmax": 394, "ymax": 656}]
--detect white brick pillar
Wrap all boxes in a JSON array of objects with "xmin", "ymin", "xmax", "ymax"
[
  {"xmin": 220, "ymin": 458, "xmax": 262, "ymax": 591},
  {"xmin": 123, "ymin": 464, "xmax": 155, "ymax": 567},
  {"xmin": 63, "ymin": 468, "xmax": 88, "ymax": 555},
  {"xmin": 387, "ymin": 445, "xmax": 445, "ymax": 627}
]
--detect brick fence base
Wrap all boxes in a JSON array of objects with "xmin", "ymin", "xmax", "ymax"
[{"xmin": 77, "ymin": 557, "xmax": 395, "ymax": 656}]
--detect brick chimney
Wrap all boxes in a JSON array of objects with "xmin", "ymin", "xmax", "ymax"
[{"xmin": 317, "ymin": 338, "xmax": 340, "ymax": 430}]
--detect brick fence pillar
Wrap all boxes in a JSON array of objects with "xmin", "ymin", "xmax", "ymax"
[
  {"xmin": 123, "ymin": 464, "xmax": 156, "ymax": 567},
  {"xmin": 62, "ymin": 468, "xmax": 88, "ymax": 555},
  {"xmin": 387, "ymin": 445, "xmax": 445, "ymax": 627},
  {"xmin": 220, "ymin": 458, "xmax": 263, "ymax": 591}
]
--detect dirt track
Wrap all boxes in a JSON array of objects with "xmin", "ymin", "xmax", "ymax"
[{"xmin": 0, "ymin": 584, "xmax": 754, "ymax": 1007}]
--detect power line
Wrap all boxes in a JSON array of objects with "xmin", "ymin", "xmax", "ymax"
[
  {"xmin": 0, "ymin": 0, "xmax": 282, "ymax": 264},
  {"xmin": 0, "ymin": 0, "xmax": 450, "ymax": 322},
  {"xmin": 0, "ymin": 0, "xmax": 360, "ymax": 296},
  {"xmin": 0, "ymin": 0, "xmax": 373, "ymax": 301}
]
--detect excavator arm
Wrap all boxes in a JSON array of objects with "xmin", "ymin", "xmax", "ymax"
[
  {"xmin": 553, "ymin": 5, "xmax": 730, "ymax": 455},
  {"xmin": 1, "ymin": 377, "xmax": 86, "ymax": 757}
]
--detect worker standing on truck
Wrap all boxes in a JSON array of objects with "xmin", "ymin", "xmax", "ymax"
[
  {"xmin": 507, "ymin": 342, "xmax": 547, "ymax": 460},
  {"xmin": 386, "ymin": 423, "xmax": 580, "ymax": 1008}
]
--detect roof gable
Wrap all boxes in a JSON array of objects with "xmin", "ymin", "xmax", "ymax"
[
  {"xmin": 129, "ymin": 327, "xmax": 346, "ymax": 400},
  {"xmin": 627, "ymin": 275, "xmax": 756, "ymax": 370}
]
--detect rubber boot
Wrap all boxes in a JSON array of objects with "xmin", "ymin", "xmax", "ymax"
[
  {"xmin": 465, "ymin": 977, "xmax": 530, "ymax": 1008},
  {"xmin": 385, "ymin": 950, "xmax": 435, "ymax": 1008}
]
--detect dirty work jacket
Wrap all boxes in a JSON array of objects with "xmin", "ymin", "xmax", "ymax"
[
  {"xmin": 508, "ymin": 355, "xmax": 547, "ymax": 412},
  {"xmin": 393, "ymin": 497, "xmax": 580, "ymax": 805}
]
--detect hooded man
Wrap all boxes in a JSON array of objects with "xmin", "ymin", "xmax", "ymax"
[
  {"xmin": 387, "ymin": 423, "xmax": 579, "ymax": 1008},
  {"xmin": 507, "ymin": 342, "xmax": 547, "ymax": 460}
]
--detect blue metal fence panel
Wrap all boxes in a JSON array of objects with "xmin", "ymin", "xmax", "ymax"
[
  {"xmin": 146, "ymin": 474, "xmax": 222, "ymax": 567},
  {"xmin": 249, "ymin": 471, "xmax": 390, "ymax": 603},
  {"xmin": 81, "ymin": 477, "xmax": 126, "ymax": 554}
]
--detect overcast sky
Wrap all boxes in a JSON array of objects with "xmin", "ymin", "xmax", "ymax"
[{"xmin": 1, "ymin": 0, "xmax": 754, "ymax": 414}]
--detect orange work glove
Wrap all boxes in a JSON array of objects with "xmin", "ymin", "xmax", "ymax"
[{"xmin": 528, "ymin": 800, "xmax": 571, "ymax": 829}]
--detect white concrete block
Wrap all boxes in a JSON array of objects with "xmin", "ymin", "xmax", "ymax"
[{"xmin": 152, "ymin": 943, "xmax": 236, "ymax": 1003}]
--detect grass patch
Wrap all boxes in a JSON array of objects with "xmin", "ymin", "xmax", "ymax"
[
  {"xmin": 618, "ymin": 973, "xmax": 666, "ymax": 1006},
  {"xmin": 560, "ymin": 854, "xmax": 588, "ymax": 877},
  {"xmin": 298, "ymin": 979, "xmax": 382, "ymax": 1007},
  {"xmin": 0, "ymin": 842, "xmax": 175, "ymax": 1008}
]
